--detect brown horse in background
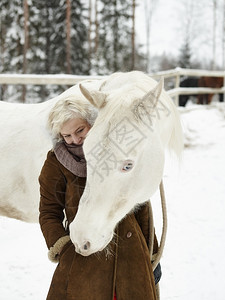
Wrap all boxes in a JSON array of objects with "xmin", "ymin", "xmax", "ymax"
[
  {"xmin": 179, "ymin": 76, "xmax": 224, "ymax": 106},
  {"xmin": 198, "ymin": 76, "xmax": 224, "ymax": 104}
]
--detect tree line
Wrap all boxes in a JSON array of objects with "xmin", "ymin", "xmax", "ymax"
[
  {"xmin": 1, "ymin": 0, "xmax": 225, "ymax": 102},
  {"xmin": 0, "ymin": 0, "xmax": 146, "ymax": 102}
]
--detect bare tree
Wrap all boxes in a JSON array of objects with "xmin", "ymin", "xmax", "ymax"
[
  {"xmin": 222, "ymin": 0, "xmax": 225, "ymax": 68},
  {"xmin": 131, "ymin": 0, "xmax": 136, "ymax": 70},
  {"xmin": 88, "ymin": 0, "xmax": 92, "ymax": 71},
  {"xmin": 0, "ymin": 12, "xmax": 6, "ymax": 100},
  {"xmin": 93, "ymin": 0, "xmax": 100, "ymax": 70},
  {"xmin": 212, "ymin": 0, "xmax": 217, "ymax": 70},
  {"xmin": 144, "ymin": 0, "xmax": 158, "ymax": 72},
  {"xmin": 66, "ymin": 0, "xmax": 71, "ymax": 74},
  {"xmin": 22, "ymin": 0, "xmax": 29, "ymax": 102},
  {"xmin": 178, "ymin": 0, "xmax": 195, "ymax": 68},
  {"xmin": 94, "ymin": 0, "xmax": 99, "ymax": 54}
]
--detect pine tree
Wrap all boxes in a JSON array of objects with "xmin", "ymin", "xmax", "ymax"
[
  {"xmin": 0, "ymin": 0, "xmax": 11, "ymax": 99},
  {"xmin": 70, "ymin": 0, "xmax": 89, "ymax": 74},
  {"xmin": 92, "ymin": 0, "xmax": 146, "ymax": 74},
  {"xmin": 0, "ymin": 0, "xmax": 25, "ymax": 101},
  {"xmin": 95, "ymin": 0, "xmax": 134, "ymax": 74},
  {"xmin": 28, "ymin": 0, "xmax": 88, "ymax": 76},
  {"xmin": 178, "ymin": 38, "xmax": 191, "ymax": 69},
  {"xmin": 29, "ymin": 0, "xmax": 89, "ymax": 99}
]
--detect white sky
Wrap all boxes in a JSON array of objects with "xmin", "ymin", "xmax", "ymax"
[{"xmin": 136, "ymin": 0, "xmax": 225, "ymax": 68}]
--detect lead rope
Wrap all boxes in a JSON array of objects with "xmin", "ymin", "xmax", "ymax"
[{"xmin": 149, "ymin": 180, "xmax": 168, "ymax": 300}]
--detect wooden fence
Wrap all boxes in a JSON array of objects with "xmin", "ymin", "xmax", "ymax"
[
  {"xmin": 0, "ymin": 67, "xmax": 225, "ymax": 105},
  {"xmin": 150, "ymin": 67, "xmax": 225, "ymax": 105}
]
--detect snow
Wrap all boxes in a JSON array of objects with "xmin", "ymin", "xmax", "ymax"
[
  {"xmin": 1, "ymin": 102, "xmax": 225, "ymax": 300},
  {"xmin": 0, "ymin": 219, "xmax": 55, "ymax": 299}
]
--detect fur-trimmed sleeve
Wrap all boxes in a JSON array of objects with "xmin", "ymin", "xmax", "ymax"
[
  {"xmin": 39, "ymin": 151, "xmax": 68, "ymax": 251},
  {"xmin": 48, "ymin": 235, "xmax": 71, "ymax": 263}
]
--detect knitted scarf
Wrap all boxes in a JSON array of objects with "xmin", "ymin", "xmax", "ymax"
[{"xmin": 54, "ymin": 141, "xmax": 86, "ymax": 177}]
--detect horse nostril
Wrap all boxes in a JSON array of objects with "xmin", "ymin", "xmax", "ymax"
[{"xmin": 83, "ymin": 241, "xmax": 91, "ymax": 251}]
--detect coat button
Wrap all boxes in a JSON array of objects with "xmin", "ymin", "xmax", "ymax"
[{"xmin": 126, "ymin": 231, "xmax": 132, "ymax": 238}]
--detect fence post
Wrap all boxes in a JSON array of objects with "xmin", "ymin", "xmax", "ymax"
[
  {"xmin": 223, "ymin": 75, "xmax": 225, "ymax": 102},
  {"xmin": 174, "ymin": 73, "xmax": 180, "ymax": 106}
]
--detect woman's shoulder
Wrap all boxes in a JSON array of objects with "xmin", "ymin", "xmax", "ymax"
[
  {"xmin": 44, "ymin": 149, "xmax": 59, "ymax": 164},
  {"xmin": 40, "ymin": 149, "xmax": 62, "ymax": 176},
  {"xmin": 46, "ymin": 148, "xmax": 56, "ymax": 158}
]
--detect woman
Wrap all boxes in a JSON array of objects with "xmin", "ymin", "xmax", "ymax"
[{"xmin": 39, "ymin": 94, "xmax": 160, "ymax": 300}]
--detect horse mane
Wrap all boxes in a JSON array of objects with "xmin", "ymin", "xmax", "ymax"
[
  {"xmin": 166, "ymin": 98, "xmax": 184, "ymax": 159},
  {"xmin": 93, "ymin": 71, "xmax": 183, "ymax": 159}
]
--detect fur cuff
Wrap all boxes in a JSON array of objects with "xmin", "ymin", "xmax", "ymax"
[{"xmin": 48, "ymin": 235, "xmax": 70, "ymax": 263}]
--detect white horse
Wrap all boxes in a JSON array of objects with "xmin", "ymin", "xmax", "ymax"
[
  {"xmin": 69, "ymin": 71, "xmax": 183, "ymax": 256},
  {"xmin": 0, "ymin": 79, "xmax": 104, "ymax": 222}
]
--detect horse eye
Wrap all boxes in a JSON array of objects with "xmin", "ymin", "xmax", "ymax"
[{"xmin": 121, "ymin": 160, "xmax": 134, "ymax": 172}]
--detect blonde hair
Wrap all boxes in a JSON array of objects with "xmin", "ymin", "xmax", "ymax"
[{"xmin": 48, "ymin": 95, "xmax": 98, "ymax": 144}]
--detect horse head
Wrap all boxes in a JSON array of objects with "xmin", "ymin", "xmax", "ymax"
[{"xmin": 69, "ymin": 71, "xmax": 183, "ymax": 256}]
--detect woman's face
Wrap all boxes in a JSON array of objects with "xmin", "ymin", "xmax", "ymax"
[{"xmin": 60, "ymin": 118, "xmax": 91, "ymax": 145}]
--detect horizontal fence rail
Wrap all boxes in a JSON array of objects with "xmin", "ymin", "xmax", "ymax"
[
  {"xmin": 149, "ymin": 67, "xmax": 225, "ymax": 78},
  {"xmin": 1, "ymin": 67, "xmax": 225, "ymax": 105},
  {"xmin": 150, "ymin": 68, "xmax": 225, "ymax": 105},
  {"xmin": 0, "ymin": 74, "xmax": 105, "ymax": 85},
  {"xmin": 167, "ymin": 87, "xmax": 225, "ymax": 97}
]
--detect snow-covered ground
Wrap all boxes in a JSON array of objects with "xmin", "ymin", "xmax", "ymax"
[{"xmin": 1, "ymin": 102, "xmax": 225, "ymax": 300}]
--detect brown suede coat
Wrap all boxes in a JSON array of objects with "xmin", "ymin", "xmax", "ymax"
[{"xmin": 39, "ymin": 150, "xmax": 157, "ymax": 300}]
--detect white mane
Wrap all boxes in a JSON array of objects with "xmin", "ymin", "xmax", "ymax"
[{"xmin": 94, "ymin": 71, "xmax": 183, "ymax": 158}]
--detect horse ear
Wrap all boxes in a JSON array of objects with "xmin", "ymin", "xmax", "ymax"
[
  {"xmin": 132, "ymin": 77, "xmax": 164, "ymax": 120},
  {"xmin": 141, "ymin": 77, "xmax": 164, "ymax": 106},
  {"xmin": 80, "ymin": 84, "xmax": 107, "ymax": 109}
]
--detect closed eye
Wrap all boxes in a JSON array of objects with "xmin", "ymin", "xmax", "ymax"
[
  {"xmin": 76, "ymin": 128, "xmax": 84, "ymax": 134},
  {"xmin": 121, "ymin": 160, "xmax": 134, "ymax": 172}
]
